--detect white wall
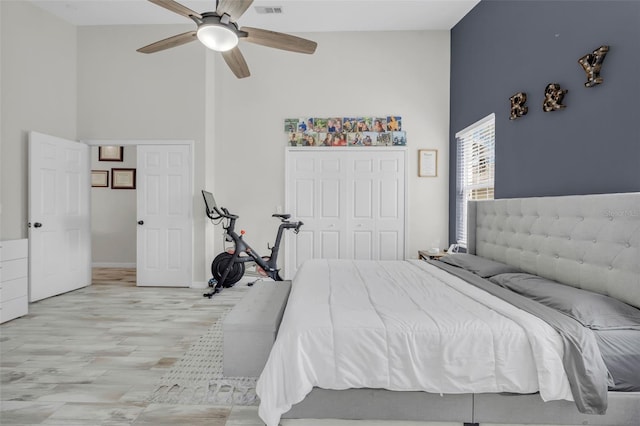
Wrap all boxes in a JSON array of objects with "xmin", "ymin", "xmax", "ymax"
[
  {"xmin": 3, "ymin": 13, "xmax": 450, "ymax": 280},
  {"xmin": 76, "ymin": 24, "xmax": 209, "ymax": 282},
  {"xmin": 0, "ymin": 0, "xmax": 77, "ymax": 240},
  {"xmin": 90, "ymin": 145, "xmax": 137, "ymax": 266},
  {"xmin": 0, "ymin": 2, "xmax": 3, "ymax": 227},
  {"xmin": 211, "ymin": 31, "xmax": 450, "ymax": 262}
]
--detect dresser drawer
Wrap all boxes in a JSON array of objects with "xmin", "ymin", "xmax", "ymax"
[
  {"xmin": 1, "ymin": 238, "xmax": 29, "ymax": 323},
  {"xmin": 1, "ymin": 258, "xmax": 28, "ymax": 282},
  {"xmin": 0, "ymin": 239, "xmax": 28, "ymax": 262},
  {"xmin": 0, "ymin": 277, "xmax": 29, "ymax": 301},
  {"xmin": 1, "ymin": 296, "xmax": 28, "ymax": 323}
]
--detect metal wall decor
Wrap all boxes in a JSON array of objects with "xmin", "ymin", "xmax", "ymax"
[
  {"xmin": 543, "ymin": 83, "xmax": 568, "ymax": 112},
  {"xmin": 509, "ymin": 43, "xmax": 611, "ymax": 120},
  {"xmin": 578, "ymin": 45, "xmax": 609, "ymax": 88},
  {"xmin": 509, "ymin": 92, "xmax": 528, "ymax": 120}
]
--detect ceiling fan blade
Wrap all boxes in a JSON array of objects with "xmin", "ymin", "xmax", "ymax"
[
  {"xmin": 241, "ymin": 27, "xmax": 317, "ymax": 54},
  {"xmin": 222, "ymin": 47, "xmax": 251, "ymax": 79},
  {"xmin": 137, "ymin": 31, "xmax": 197, "ymax": 54},
  {"xmin": 148, "ymin": 0, "xmax": 202, "ymax": 20},
  {"xmin": 216, "ymin": 0, "xmax": 254, "ymax": 22}
]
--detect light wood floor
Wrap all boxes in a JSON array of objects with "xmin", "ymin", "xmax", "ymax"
[
  {"xmin": 0, "ymin": 268, "xmax": 261, "ymax": 426},
  {"xmin": 1, "ymin": 269, "xmax": 463, "ymax": 426}
]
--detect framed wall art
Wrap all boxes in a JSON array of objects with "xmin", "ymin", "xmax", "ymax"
[
  {"xmin": 99, "ymin": 146, "xmax": 124, "ymax": 161},
  {"xmin": 111, "ymin": 168, "xmax": 136, "ymax": 189},
  {"xmin": 91, "ymin": 170, "xmax": 109, "ymax": 187},
  {"xmin": 419, "ymin": 149, "xmax": 438, "ymax": 177}
]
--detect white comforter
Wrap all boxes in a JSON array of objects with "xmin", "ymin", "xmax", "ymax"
[{"xmin": 256, "ymin": 259, "xmax": 573, "ymax": 426}]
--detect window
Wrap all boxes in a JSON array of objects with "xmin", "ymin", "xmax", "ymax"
[{"xmin": 455, "ymin": 113, "xmax": 495, "ymax": 247}]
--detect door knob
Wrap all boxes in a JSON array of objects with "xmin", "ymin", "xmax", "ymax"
[
  {"xmin": 138, "ymin": 220, "xmax": 144, "ymax": 225},
  {"xmin": 34, "ymin": 222, "xmax": 43, "ymax": 228}
]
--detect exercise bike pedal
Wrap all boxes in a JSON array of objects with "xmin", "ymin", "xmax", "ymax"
[
  {"xmin": 247, "ymin": 278, "xmax": 264, "ymax": 287},
  {"xmin": 207, "ymin": 278, "xmax": 217, "ymax": 288},
  {"xmin": 203, "ymin": 286, "xmax": 221, "ymax": 298}
]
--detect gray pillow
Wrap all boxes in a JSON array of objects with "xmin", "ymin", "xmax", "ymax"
[
  {"xmin": 438, "ymin": 253, "xmax": 521, "ymax": 278},
  {"xmin": 489, "ymin": 273, "xmax": 640, "ymax": 330}
]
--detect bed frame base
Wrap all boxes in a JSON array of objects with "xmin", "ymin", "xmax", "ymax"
[
  {"xmin": 282, "ymin": 388, "xmax": 472, "ymax": 422},
  {"xmin": 282, "ymin": 388, "xmax": 640, "ymax": 425}
]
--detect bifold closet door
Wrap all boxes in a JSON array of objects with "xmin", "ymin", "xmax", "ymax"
[
  {"xmin": 349, "ymin": 151, "xmax": 405, "ymax": 261},
  {"xmin": 285, "ymin": 148, "xmax": 405, "ymax": 278}
]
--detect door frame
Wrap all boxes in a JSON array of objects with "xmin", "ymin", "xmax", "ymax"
[
  {"xmin": 84, "ymin": 139, "xmax": 195, "ymax": 286},
  {"xmin": 284, "ymin": 146, "xmax": 408, "ymax": 278}
]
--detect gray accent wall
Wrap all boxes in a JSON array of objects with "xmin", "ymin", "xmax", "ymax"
[{"xmin": 449, "ymin": 0, "xmax": 640, "ymax": 244}]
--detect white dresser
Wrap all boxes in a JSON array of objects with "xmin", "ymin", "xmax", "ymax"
[{"xmin": 1, "ymin": 239, "xmax": 29, "ymax": 323}]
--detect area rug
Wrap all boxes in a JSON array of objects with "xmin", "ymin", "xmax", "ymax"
[{"xmin": 148, "ymin": 313, "xmax": 259, "ymax": 406}]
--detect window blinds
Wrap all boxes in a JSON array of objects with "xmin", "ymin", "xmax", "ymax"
[{"xmin": 455, "ymin": 113, "xmax": 495, "ymax": 247}]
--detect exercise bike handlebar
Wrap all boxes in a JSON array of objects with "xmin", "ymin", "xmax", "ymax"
[
  {"xmin": 206, "ymin": 206, "xmax": 238, "ymax": 221},
  {"xmin": 220, "ymin": 207, "xmax": 238, "ymax": 220},
  {"xmin": 209, "ymin": 205, "xmax": 301, "ymax": 233}
]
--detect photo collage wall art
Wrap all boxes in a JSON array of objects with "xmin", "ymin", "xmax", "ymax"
[{"xmin": 285, "ymin": 116, "xmax": 406, "ymax": 147}]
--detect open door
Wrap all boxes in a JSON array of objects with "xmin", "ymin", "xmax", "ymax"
[
  {"xmin": 28, "ymin": 132, "xmax": 91, "ymax": 302},
  {"xmin": 136, "ymin": 144, "xmax": 192, "ymax": 287}
]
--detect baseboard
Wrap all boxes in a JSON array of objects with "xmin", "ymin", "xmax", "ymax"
[
  {"xmin": 191, "ymin": 281, "xmax": 208, "ymax": 289},
  {"xmin": 92, "ymin": 262, "xmax": 136, "ymax": 268}
]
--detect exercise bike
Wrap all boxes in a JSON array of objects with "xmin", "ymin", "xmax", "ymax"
[{"xmin": 202, "ymin": 190, "xmax": 303, "ymax": 298}]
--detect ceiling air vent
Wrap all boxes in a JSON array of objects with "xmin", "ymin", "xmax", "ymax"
[{"xmin": 255, "ymin": 6, "xmax": 283, "ymax": 14}]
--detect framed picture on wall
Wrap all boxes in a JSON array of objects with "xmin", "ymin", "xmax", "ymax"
[
  {"xmin": 419, "ymin": 149, "xmax": 438, "ymax": 177},
  {"xmin": 91, "ymin": 170, "xmax": 109, "ymax": 187},
  {"xmin": 111, "ymin": 168, "xmax": 136, "ymax": 189},
  {"xmin": 99, "ymin": 146, "xmax": 124, "ymax": 161}
]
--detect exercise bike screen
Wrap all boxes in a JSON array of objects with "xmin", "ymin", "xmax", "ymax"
[{"xmin": 201, "ymin": 190, "xmax": 218, "ymax": 216}]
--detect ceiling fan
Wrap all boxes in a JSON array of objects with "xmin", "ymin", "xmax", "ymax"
[{"xmin": 137, "ymin": 0, "xmax": 318, "ymax": 79}]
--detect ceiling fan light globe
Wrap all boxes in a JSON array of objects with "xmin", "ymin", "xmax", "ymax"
[{"xmin": 197, "ymin": 24, "xmax": 238, "ymax": 52}]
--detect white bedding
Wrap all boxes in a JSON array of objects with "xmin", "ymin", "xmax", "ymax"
[{"xmin": 256, "ymin": 259, "xmax": 574, "ymax": 426}]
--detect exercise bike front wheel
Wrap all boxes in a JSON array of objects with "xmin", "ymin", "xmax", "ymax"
[{"xmin": 211, "ymin": 252, "xmax": 245, "ymax": 288}]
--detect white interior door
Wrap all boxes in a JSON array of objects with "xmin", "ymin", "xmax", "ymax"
[
  {"xmin": 136, "ymin": 145, "xmax": 192, "ymax": 287},
  {"xmin": 349, "ymin": 152, "xmax": 405, "ymax": 260},
  {"xmin": 285, "ymin": 148, "xmax": 406, "ymax": 278},
  {"xmin": 28, "ymin": 131, "xmax": 91, "ymax": 302},
  {"xmin": 287, "ymin": 152, "xmax": 348, "ymax": 276}
]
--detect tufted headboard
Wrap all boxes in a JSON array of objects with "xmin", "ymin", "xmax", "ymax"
[{"xmin": 467, "ymin": 192, "xmax": 640, "ymax": 308}]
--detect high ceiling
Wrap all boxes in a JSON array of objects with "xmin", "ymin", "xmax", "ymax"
[{"xmin": 28, "ymin": 0, "xmax": 479, "ymax": 32}]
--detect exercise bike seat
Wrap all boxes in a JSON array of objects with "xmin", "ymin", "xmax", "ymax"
[{"xmin": 272, "ymin": 213, "xmax": 291, "ymax": 220}]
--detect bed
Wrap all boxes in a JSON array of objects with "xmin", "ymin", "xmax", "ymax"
[{"xmin": 256, "ymin": 192, "xmax": 640, "ymax": 426}]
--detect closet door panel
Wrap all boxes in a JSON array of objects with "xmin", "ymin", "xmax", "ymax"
[
  {"xmin": 294, "ymin": 230, "xmax": 314, "ymax": 271},
  {"xmin": 353, "ymin": 231, "xmax": 373, "ymax": 260},
  {"xmin": 380, "ymin": 231, "xmax": 401, "ymax": 260},
  {"xmin": 320, "ymin": 231, "xmax": 341, "ymax": 259},
  {"xmin": 286, "ymin": 149, "xmax": 405, "ymax": 279},
  {"xmin": 353, "ymin": 180, "xmax": 373, "ymax": 218},
  {"xmin": 295, "ymin": 179, "xmax": 315, "ymax": 218},
  {"xmin": 321, "ymin": 180, "xmax": 341, "ymax": 218}
]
